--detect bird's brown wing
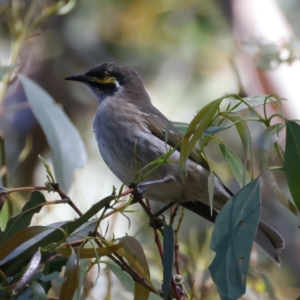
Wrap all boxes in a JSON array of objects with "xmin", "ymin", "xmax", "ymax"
[{"xmin": 143, "ymin": 110, "xmax": 210, "ymax": 171}]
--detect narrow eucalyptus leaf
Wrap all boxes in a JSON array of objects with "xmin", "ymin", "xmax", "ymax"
[
  {"xmin": 285, "ymin": 120, "xmax": 300, "ymax": 213},
  {"xmin": 209, "ymin": 178, "xmax": 261, "ymax": 300},
  {"xmin": 256, "ymin": 124, "xmax": 298, "ymax": 215},
  {"xmin": 219, "ymin": 143, "xmax": 251, "ymax": 188},
  {"xmin": 0, "ymin": 191, "xmax": 46, "ymax": 244},
  {"xmin": 163, "ymin": 225, "xmax": 174, "ymax": 300},
  {"xmin": 19, "ymin": 75, "xmax": 87, "ymax": 192},
  {"xmin": 60, "ymin": 248, "xmax": 79, "ymax": 299},
  {"xmin": 231, "ymin": 95, "xmax": 282, "ymax": 112},
  {"xmin": 208, "ymin": 171, "xmax": 215, "ymax": 215},
  {"xmin": 30, "ymin": 280, "xmax": 48, "ymax": 300}
]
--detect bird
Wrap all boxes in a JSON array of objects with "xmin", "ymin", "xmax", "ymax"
[{"xmin": 65, "ymin": 62, "xmax": 284, "ymax": 264}]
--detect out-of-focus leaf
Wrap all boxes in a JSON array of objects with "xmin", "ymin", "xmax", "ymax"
[
  {"xmin": 30, "ymin": 280, "xmax": 48, "ymax": 300},
  {"xmin": 231, "ymin": 116, "xmax": 254, "ymax": 179},
  {"xmin": 180, "ymin": 99, "xmax": 222, "ymax": 169},
  {"xmin": 59, "ymin": 248, "xmax": 79, "ymax": 299},
  {"xmin": 219, "ymin": 143, "xmax": 251, "ymax": 188},
  {"xmin": 56, "ymin": 239, "xmax": 125, "ymax": 258},
  {"xmin": 0, "ymin": 191, "xmax": 46, "ymax": 244},
  {"xmin": 172, "ymin": 122, "xmax": 189, "ymax": 135},
  {"xmin": 285, "ymin": 120, "xmax": 300, "ymax": 213},
  {"xmin": 122, "ymin": 236, "xmax": 150, "ymax": 300},
  {"xmin": 0, "ymin": 195, "xmax": 115, "ymax": 276},
  {"xmin": 209, "ymin": 178, "xmax": 261, "ymax": 300},
  {"xmin": 257, "ymin": 123, "xmax": 298, "ymax": 216},
  {"xmin": 231, "ymin": 95, "xmax": 282, "ymax": 112},
  {"xmin": 19, "ymin": 75, "xmax": 87, "ymax": 192},
  {"xmin": 162, "ymin": 225, "xmax": 174, "ymax": 300},
  {"xmin": 0, "ymin": 65, "xmax": 16, "ymax": 80},
  {"xmin": 13, "ymin": 248, "xmax": 42, "ymax": 293},
  {"xmin": 107, "ymin": 262, "xmax": 134, "ymax": 293},
  {"xmin": 208, "ymin": 170, "xmax": 215, "ymax": 215}
]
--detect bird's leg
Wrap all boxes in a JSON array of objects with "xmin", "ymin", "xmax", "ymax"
[{"xmin": 129, "ymin": 176, "xmax": 174, "ymax": 228}]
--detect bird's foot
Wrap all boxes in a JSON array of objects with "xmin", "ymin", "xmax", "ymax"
[
  {"xmin": 149, "ymin": 215, "xmax": 166, "ymax": 229},
  {"xmin": 129, "ymin": 176, "xmax": 174, "ymax": 200}
]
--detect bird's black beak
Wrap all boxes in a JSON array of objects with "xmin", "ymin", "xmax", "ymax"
[{"xmin": 65, "ymin": 74, "xmax": 91, "ymax": 83}]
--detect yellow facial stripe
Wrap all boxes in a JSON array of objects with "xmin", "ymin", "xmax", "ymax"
[{"xmin": 93, "ymin": 76, "xmax": 116, "ymax": 84}]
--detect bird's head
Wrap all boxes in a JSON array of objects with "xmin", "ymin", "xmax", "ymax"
[{"xmin": 65, "ymin": 62, "xmax": 149, "ymax": 104}]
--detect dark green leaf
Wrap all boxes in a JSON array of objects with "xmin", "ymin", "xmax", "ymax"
[
  {"xmin": 209, "ymin": 178, "xmax": 261, "ymax": 300},
  {"xmin": 60, "ymin": 248, "xmax": 79, "ymax": 299},
  {"xmin": 232, "ymin": 116, "xmax": 254, "ymax": 180},
  {"xmin": 0, "ymin": 191, "xmax": 46, "ymax": 244},
  {"xmin": 219, "ymin": 143, "xmax": 251, "ymax": 188},
  {"xmin": 163, "ymin": 225, "xmax": 174, "ymax": 300},
  {"xmin": 180, "ymin": 99, "xmax": 222, "ymax": 169},
  {"xmin": 257, "ymin": 123, "xmax": 298, "ymax": 215},
  {"xmin": 208, "ymin": 170, "xmax": 215, "ymax": 215},
  {"xmin": 19, "ymin": 75, "xmax": 87, "ymax": 192},
  {"xmin": 285, "ymin": 120, "xmax": 300, "ymax": 213}
]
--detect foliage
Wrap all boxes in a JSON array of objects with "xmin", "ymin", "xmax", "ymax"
[{"xmin": 0, "ymin": 1, "xmax": 299, "ymax": 300}]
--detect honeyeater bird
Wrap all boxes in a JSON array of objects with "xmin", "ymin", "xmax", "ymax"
[{"xmin": 65, "ymin": 62, "xmax": 284, "ymax": 264}]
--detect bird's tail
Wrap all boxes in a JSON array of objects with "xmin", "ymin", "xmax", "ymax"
[{"xmin": 255, "ymin": 221, "xmax": 284, "ymax": 265}]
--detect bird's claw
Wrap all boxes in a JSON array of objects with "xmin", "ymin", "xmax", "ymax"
[
  {"xmin": 129, "ymin": 182, "xmax": 146, "ymax": 200},
  {"xmin": 149, "ymin": 215, "xmax": 166, "ymax": 229}
]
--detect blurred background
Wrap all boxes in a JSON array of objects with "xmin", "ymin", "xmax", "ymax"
[{"xmin": 1, "ymin": 0, "xmax": 300, "ymax": 299}]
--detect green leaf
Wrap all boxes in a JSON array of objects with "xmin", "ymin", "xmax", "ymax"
[
  {"xmin": 30, "ymin": 280, "xmax": 48, "ymax": 300},
  {"xmin": 208, "ymin": 170, "xmax": 215, "ymax": 215},
  {"xmin": 180, "ymin": 99, "xmax": 222, "ymax": 169},
  {"xmin": 209, "ymin": 178, "xmax": 262, "ymax": 300},
  {"xmin": 285, "ymin": 120, "xmax": 300, "ymax": 213},
  {"xmin": 19, "ymin": 75, "xmax": 87, "ymax": 192},
  {"xmin": 107, "ymin": 262, "xmax": 134, "ymax": 293},
  {"xmin": 0, "ymin": 194, "xmax": 115, "ymax": 276},
  {"xmin": 162, "ymin": 225, "xmax": 174, "ymax": 300},
  {"xmin": 219, "ymin": 143, "xmax": 251, "ymax": 188},
  {"xmin": 231, "ymin": 116, "xmax": 254, "ymax": 180},
  {"xmin": 231, "ymin": 95, "xmax": 281, "ymax": 112},
  {"xmin": 257, "ymin": 123, "xmax": 298, "ymax": 216},
  {"xmin": 107, "ymin": 262, "xmax": 161, "ymax": 300},
  {"xmin": 59, "ymin": 248, "xmax": 79, "ymax": 300},
  {"xmin": 123, "ymin": 236, "xmax": 150, "ymax": 300},
  {"xmin": 0, "ymin": 191, "xmax": 46, "ymax": 244},
  {"xmin": 0, "ymin": 226, "xmax": 50, "ymax": 262},
  {"xmin": 171, "ymin": 122, "xmax": 189, "ymax": 135}
]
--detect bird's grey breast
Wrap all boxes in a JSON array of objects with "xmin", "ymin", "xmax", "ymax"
[{"xmin": 93, "ymin": 100, "xmax": 149, "ymax": 184}]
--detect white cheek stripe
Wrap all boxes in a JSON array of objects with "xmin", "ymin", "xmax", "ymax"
[{"xmin": 114, "ymin": 79, "xmax": 120, "ymax": 88}]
